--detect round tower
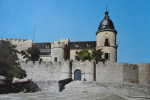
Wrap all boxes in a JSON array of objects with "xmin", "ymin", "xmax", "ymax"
[
  {"xmin": 96, "ymin": 11, "xmax": 117, "ymax": 62},
  {"xmin": 51, "ymin": 41, "xmax": 65, "ymax": 62}
]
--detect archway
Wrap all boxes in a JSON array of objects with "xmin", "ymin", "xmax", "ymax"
[{"xmin": 74, "ymin": 69, "xmax": 81, "ymax": 81}]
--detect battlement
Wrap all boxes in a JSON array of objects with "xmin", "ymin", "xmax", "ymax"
[
  {"xmin": 20, "ymin": 60, "xmax": 150, "ymax": 84},
  {"xmin": 51, "ymin": 41, "xmax": 65, "ymax": 48},
  {"xmin": 20, "ymin": 60, "xmax": 150, "ymax": 67},
  {"xmin": 3, "ymin": 38, "xmax": 32, "ymax": 43},
  {"xmin": 60, "ymin": 38, "xmax": 70, "ymax": 41},
  {"xmin": 60, "ymin": 38, "xmax": 70, "ymax": 45},
  {"xmin": 20, "ymin": 60, "xmax": 70, "ymax": 65}
]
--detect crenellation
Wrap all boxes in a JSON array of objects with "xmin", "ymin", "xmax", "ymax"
[{"xmin": 3, "ymin": 38, "xmax": 32, "ymax": 43}]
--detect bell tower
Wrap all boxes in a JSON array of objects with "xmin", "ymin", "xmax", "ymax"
[{"xmin": 96, "ymin": 10, "xmax": 117, "ymax": 62}]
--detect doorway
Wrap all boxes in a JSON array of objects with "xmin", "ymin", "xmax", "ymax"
[{"xmin": 74, "ymin": 69, "xmax": 81, "ymax": 81}]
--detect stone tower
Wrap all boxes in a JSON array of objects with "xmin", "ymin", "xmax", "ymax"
[
  {"xmin": 96, "ymin": 11, "xmax": 117, "ymax": 62},
  {"xmin": 51, "ymin": 41, "xmax": 65, "ymax": 62},
  {"xmin": 51, "ymin": 38, "xmax": 69, "ymax": 62}
]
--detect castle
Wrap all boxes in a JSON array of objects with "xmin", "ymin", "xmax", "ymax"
[
  {"xmin": 34, "ymin": 10, "xmax": 117, "ymax": 62},
  {"xmin": 1, "ymin": 10, "xmax": 150, "ymax": 95},
  {"xmin": 2, "ymin": 10, "xmax": 117, "ymax": 63}
]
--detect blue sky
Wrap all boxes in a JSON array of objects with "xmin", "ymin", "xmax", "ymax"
[{"xmin": 0, "ymin": 0, "xmax": 150, "ymax": 64}]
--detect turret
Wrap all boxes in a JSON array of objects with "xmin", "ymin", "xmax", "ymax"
[
  {"xmin": 96, "ymin": 11, "xmax": 117, "ymax": 62},
  {"xmin": 51, "ymin": 38, "xmax": 70, "ymax": 62}
]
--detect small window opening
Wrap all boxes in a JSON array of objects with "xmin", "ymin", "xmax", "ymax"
[
  {"xmin": 104, "ymin": 39, "xmax": 110, "ymax": 46},
  {"xmin": 76, "ymin": 51, "xmax": 78, "ymax": 54},
  {"xmin": 54, "ymin": 57, "xmax": 57, "ymax": 61},
  {"xmin": 105, "ymin": 53, "xmax": 110, "ymax": 60},
  {"xmin": 46, "ymin": 44, "xmax": 49, "ymax": 48},
  {"xmin": 75, "ymin": 42, "xmax": 79, "ymax": 47},
  {"xmin": 87, "ymin": 43, "xmax": 90, "ymax": 47}
]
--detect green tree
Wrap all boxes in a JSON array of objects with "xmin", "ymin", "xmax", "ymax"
[
  {"xmin": 0, "ymin": 40, "xmax": 19, "ymax": 66},
  {"xmin": 75, "ymin": 49, "xmax": 91, "ymax": 61},
  {"xmin": 26, "ymin": 46, "xmax": 40, "ymax": 61},
  {"xmin": 91, "ymin": 49, "xmax": 105, "ymax": 63},
  {"xmin": 0, "ymin": 40, "xmax": 26, "ymax": 79},
  {"xmin": 20, "ymin": 50, "xmax": 30, "ymax": 59}
]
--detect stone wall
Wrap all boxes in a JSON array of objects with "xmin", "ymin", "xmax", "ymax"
[
  {"xmin": 138, "ymin": 63, "xmax": 150, "ymax": 85},
  {"xmin": 71, "ymin": 61, "xmax": 95, "ymax": 81},
  {"xmin": 20, "ymin": 61, "xmax": 71, "ymax": 81},
  {"xmin": 123, "ymin": 63, "xmax": 138, "ymax": 83},
  {"xmin": 20, "ymin": 61, "xmax": 150, "ymax": 85},
  {"xmin": 96, "ymin": 62, "xmax": 123, "ymax": 83}
]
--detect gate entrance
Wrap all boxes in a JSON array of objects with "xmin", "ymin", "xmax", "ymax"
[{"xmin": 74, "ymin": 69, "xmax": 81, "ymax": 81}]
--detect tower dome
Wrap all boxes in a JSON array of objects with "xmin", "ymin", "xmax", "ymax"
[{"xmin": 98, "ymin": 11, "xmax": 116, "ymax": 31}]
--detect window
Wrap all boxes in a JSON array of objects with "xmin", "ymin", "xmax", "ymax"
[
  {"xmin": 104, "ymin": 39, "xmax": 110, "ymax": 46},
  {"xmin": 54, "ymin": 57, "xmax": 57, "ymax": 61},
  {"xmin": 76, "ymin": 51, "xmax": 78, "ymax": 54},
  {"xmin": 75, "ymin": 42, "xmax": 79, "ymax": 47},
  {"xmin": 46, "ymin": 44, "xmax": 49, "ymax": 48},
  {"xmin": 87, "ymin": 43, "xmax": 90, "ymax": 47},
  {"xmin": 105, "ymin": 53, "xmax": 110, "ymax": 60},
  {"xmin": 40, "ymin": 52, "xmax": 51, "ymax": 55}
]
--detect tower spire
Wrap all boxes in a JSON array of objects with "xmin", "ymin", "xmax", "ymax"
[
  {"xmin": 106, "ymin": 5, "xmax": 108, "ymax": 11},
  {"xmin": 33, "ymin": 27, "xmax": 35, "ymax": 42}
]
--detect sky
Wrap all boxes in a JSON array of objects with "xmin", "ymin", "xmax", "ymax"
[{"xmin": 0, "ymin": 0, "xmax": 150, "ymax": 64}]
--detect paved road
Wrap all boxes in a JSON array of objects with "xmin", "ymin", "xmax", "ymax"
[{"xmin": 0, "ymin": 91, "xmax": 128, "ymax": 100}]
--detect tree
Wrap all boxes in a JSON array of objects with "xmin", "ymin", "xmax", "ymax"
[
  {"xmin": 20, "ymin": 50, "xmax": 30, "ymax": 59},
  {"xmin": 75, "ymin": 49, "xmax": 91, "ymax": 61},
  {"xmin": 91, "ymin": 49, "xmax": 105, "ymax": 63},
  {"xmin": 20, "ymin": 45, "xmax": 40, "ymax": 61},
  {"xmin": 26, "ymin": 46, "xmax": 40, "ymax": 61},
  {"xmin": 75, "ymin": 49, "xmax": 105, "ymax": 63},
  {"xmin": 0, "ymin": 40, "xmax": 26, "ymax": 79},
  {"xmin": 0, "ymin": 40, "xmax": 19, "ymax": 66}
]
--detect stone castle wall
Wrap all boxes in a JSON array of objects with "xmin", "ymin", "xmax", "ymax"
[
  {"xmin": 137, "ymin": 63, "xmax": 150, "ymax": 85},
  {"xmin": 20, "ymin": 61, "xmax": 150, "ymax": 85},
  {"xmin": 96, "ymin": 62, "xmax": 124, "ymax": 83},
  {"xmin": 71, "ymin": 61, "xmax": 95, "ymax": 81},
  {"xmin": 20, "ymin": 61, "xmax": 71, "ymax": 81},
  {"xmin": 123, "ymin": 63, "xmax": 138, "ymax": 83},
  {"xmin": 4, "ymin": 38, "xmax": 32, "ymax": 51}
]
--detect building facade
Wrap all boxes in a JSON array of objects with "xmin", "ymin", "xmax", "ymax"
[
  {"xmin": 33, "ymin": 10, "xmax": 117, "ymax": 62},
  {"xmin": 2, "ymin": 10, "xmax": 117, "ymax": 62}
]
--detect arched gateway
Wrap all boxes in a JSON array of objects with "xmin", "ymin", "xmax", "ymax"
[{"xmin": 74, "ymin": 69, "xmax": 81, "ymax": 81}]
